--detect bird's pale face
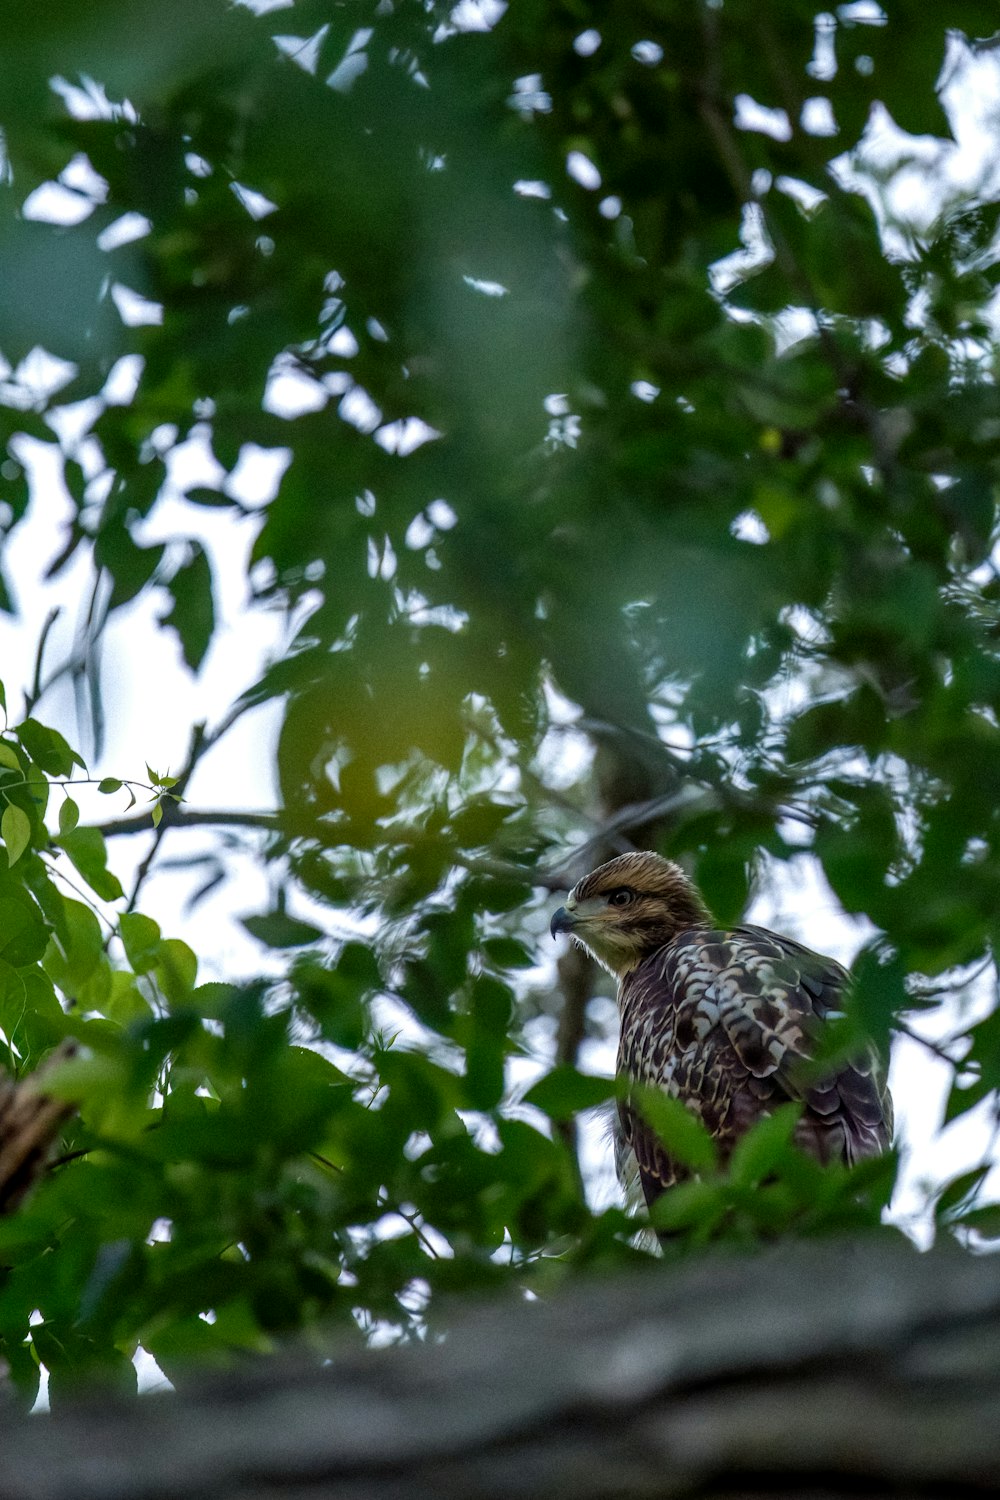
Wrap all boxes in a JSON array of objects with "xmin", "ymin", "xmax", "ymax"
[{"xmin": 550, "ymin": 853, "xmax": 711, "ymax": 978}]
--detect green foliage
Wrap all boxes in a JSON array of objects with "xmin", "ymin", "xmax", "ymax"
[
  {"xmin": 649, "ymin": 1125, "xmax": 898, "ymax": 1245},
  {"xmin": 0, "ymin": 0, "xmax": 998, "ymax": 1401},
  {"xmin": 632, "ymin": 1086, "xmax": 720, "ymax": 1176},
  {"xmin": 525, "ymin": 1066, "xmax": 617, "ymax": 1122}
]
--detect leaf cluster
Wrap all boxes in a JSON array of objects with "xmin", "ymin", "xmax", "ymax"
[{"xmin": 0, "ymin": 0, "xmax": 999, "ymax": 1399}]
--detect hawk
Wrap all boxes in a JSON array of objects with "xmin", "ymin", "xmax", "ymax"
[{"xmin": 550, "ymin": 852, "xmax": 892, "ymax": 1209}]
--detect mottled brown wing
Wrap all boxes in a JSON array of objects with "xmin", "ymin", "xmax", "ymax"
[
  {"xmin": 616, "ymin": 1090, "xmax": 688, "ymax": 1204},
  {"xmin": 617, "ymin": 926, "xmax": 892, "ymax": 1209},
  {"xmin": 718, "ymin": 926, "xmax": 892, "ymax": 1163},
  {"xmin": 0, "ymin": 1043, "xmax": 77, "ymax": 1214}
]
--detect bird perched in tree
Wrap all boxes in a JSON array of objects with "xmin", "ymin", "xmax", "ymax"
[{"xmin": 550, "ymin": 852, "xmax": 891, "ymax": 1210}]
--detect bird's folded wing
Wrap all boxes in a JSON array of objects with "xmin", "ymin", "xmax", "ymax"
[
  {"xmin": 714, "ymin": 926, "xmax": 892, "ymax": 1163},
  {"xmin": 0, "ymin": 1042, "xmax": 78, "ymax": 1214}
]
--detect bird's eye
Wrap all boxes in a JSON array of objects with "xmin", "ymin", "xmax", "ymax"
[{"xmin": 608, "ymin": 888, "xmax": 634, "ymax": 908}]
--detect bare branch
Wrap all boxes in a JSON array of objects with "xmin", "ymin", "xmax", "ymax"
[
  {"xmin": 5, "ymin": 1238, "xmax": 1000, "ymax": 1499},
  {"xmin": 94, "ymin": 808, "xmax": 282, "ymax": 839},
  {"xmin": 894, "ymin": 1017, "xmax": 970, "ymax": 1068},
  {"xmin": 125, "ymin": 721, "xmax": 209, "ymax": 912}
]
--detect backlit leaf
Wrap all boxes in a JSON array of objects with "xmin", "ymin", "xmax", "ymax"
[{"xmin": 1, "ymin": 804, "xmax": 30, "ymax": 866}]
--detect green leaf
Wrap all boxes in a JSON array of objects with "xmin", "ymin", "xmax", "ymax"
[
  {"xmin": 190, "ymin": 981, "xmax": 238, "ymax": 1018},
  {"xmin": 45, "ymin": 898, "xmax": 104, "ymax": 993},
  {"xmin": 16, "ymin": 717, "xmax": 84, "ymax": 777},
  {"xmin": 449, "ymin": 800, "xmax": 517, "ymax": 846},
  {"xmin": 104, "ymin": 970, "xmax": 154, "ymax": 1026},
  {"xmin": 293, "ymin": 944, "xmax": 378, "ymax": 1049},
  {"xmin": 951, "ymin": 1203, "xmax": 1000, "ymax": 1239},
  {"xmin": 936, "ymin": 1163, "xmax": 991, "ymax": 1221},
  {"xmin": 120, "ymin": 912, "xmax": 161, "ymax": 973},
  {"xmin": 183, "ymin": 487, "xmax": 230, "ymax": 508},
  {"xmin": 631, "ymin": 1086, "xmax": 719, "ymax": 1175},
  {"xmin": 0, "ymin": 960, "xmax": 27, "ymax": 1043},
  {"xmin": 32, "ymin": 1322, "xmax": 138, "ymax": 1403},
  {"xmin": 242, "ymin": 910, "xmax": 323, "ymax": 948},
  {"xmin": 160, "ymin": 541, "xmax": 215, "ymax": 672},
  {"xmin": 469, "ymin": 974, "xmax": 512, "ymax": 1037},
  {"xmin": 727, "ymin": 1104, "xmax": 802, "ymax": 1187},
  {"xmin": 649, "ymin": 1179, "xmax": 726, "ymax": 1236},
  {"xmin": 299, "ymin": 974, "xmax": 363, "ymax": 1047},
  {"xmin": 464, "ymin": 1034, "xmax": 505, "ymax": 1111},
  {"xmin": 94, "ymin": 524, "xmax": 165, "ymax": 611},
  {"xmin": 1, "ymin": 803, "xmax": 31, "ymax": 866},
  {"xmin": 336, "ymin": 940, "xmax": 381, "ymax": 989},
  {"xmin": 463, "ymin": 875, "xmax": 532, "ymax": 913},
  {"xmin": 480, "ymin": 936, "xmax": 535, "ymax": 969},
  {"xmin": 156, "ymin": 937, "xmax": 198, "ymax": 1007},
  {"xmin": 524, "ymin": 1066, "xmax": 616, "ymax": 1122},
  {"xmin": 694, "ymin": 842, "xmax": 750, "ymax": 928},
  {"xmin": 58, "ymin": 827, "xmax": 124, "ymax": 901},
  {"xmin": 58, "ymin": 796, "xmax": 80, "ymax": 834},
  {"xmin": 98, "ymin": 778, "xmax": 123, "ymax": 794},
  {"xmin": 849, "ymin": 944, "xmax": 907, "ymax": 1055},
  {"xmin": 0, "ymin": 1331, "xmax": 40, "ymax": 1411},
  {"xmin": 0, "ymin": 743, "xmax": 21, "ymax": 773},
  {"xmin": 0, "ymin": 896, "xmax": 48, "ymax": 966}
]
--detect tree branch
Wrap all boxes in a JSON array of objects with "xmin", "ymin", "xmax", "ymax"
[
  {"xmin": 5, "ymin": 1236, "xmax": 1000, "ymax": 1499},
  {"xmin": 95, "ymin": 807, "xmax": 284, "ymax": 840},
  {"xmin": 125, "ymin": 720, "xmax": 209, "ymax": 912}
]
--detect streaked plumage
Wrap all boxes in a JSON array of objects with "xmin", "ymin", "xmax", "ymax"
[
  {"xmin": 550, "ymin": 852, "xmax": 892, "ymax": 1208},
  {"xmin": 0, "ymin": 1043, "xmax": 76, "ymax": 1214}
]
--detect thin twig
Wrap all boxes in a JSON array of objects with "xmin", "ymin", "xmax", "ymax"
[
  {"xmin": 95, "ymin": 807, "xmax": 283, "ymax": 839},
  {"xmin": 44, "ymin": 857, "xmax": 119, "ymax": 937},
  {"xmin": 25, "ymin": 607, "xmax": 62, "ymax": 716},
  {"xmin": 894, "ymin": 1017, "xmax": 969, "ymax": 1067},
  {"xmin": 905, "ymin": 955, "xmax": 994, "ymax": 1000},
  {"xmin": 310, "ymin": 1151, "xmax": 440, "ymax": 1259},
  {"xmin": 89, "ymin": 787, "xmax": 805, "ymax": 897},
  {"xmin": 126, "ymin": 720, "xmax": 208, "ymax": 912}
]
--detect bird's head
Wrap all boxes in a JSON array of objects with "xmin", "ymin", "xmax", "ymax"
[{"xmin": 550, "ymin": 852, "xmax": 711, "ymax": 978}]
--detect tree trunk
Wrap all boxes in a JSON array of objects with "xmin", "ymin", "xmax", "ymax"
[{"xmin": 4, "ymin": 1235, "xmax": 999, "ymax": 1499}]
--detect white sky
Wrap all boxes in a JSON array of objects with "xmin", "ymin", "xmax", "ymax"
[{"xmin": 0, "ymin": 429, "xmax": 289, "ymax": 977}]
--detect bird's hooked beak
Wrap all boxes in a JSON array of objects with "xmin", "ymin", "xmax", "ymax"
[{"xmin": 550, "ymin": 901, "xmax": 577, "ymax": 939}]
